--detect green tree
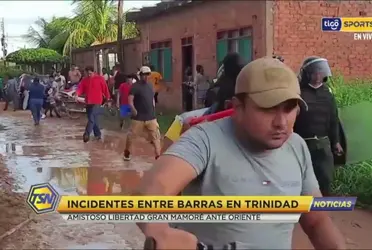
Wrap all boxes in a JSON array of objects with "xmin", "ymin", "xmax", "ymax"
[
  {"xmin": 63, "ymin": 0, "xmax": 138, "ymax": 55},
  {"xmin": 23, "ymin": 17, "xmax": 70, "ymax": 55},
  {"xmin": 23, "ymin": 0, "xmax": 139, "ymax": 56},
  {"xmin": 6, "ymin": 48, "xmax": 64, "ymax": 64}
]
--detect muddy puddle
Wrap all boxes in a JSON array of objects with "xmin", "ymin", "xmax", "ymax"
[
  {"xmin": 0, "ymin": 113, "xmax": 151, "ymax": 249},
  {"xmin": 0, "ymin": 116, "xmax": 153, "ymax": 194}
]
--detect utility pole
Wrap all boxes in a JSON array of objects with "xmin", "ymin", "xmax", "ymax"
[
  {"xmin": 117, "ymin": 0, "xmax": 124, "ymax": 72},
  {"xmin": 1, "ymin": 18, "xmax": 7, "ymax": 66}
]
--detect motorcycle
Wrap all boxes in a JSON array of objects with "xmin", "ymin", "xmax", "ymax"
[{"xmin": 55, "ymin": 87, "xmax": 86, "ymax": 119}]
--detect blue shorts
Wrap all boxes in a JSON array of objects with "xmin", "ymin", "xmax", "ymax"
[{"xmin": 120, "ymin": 104, "xmax": 131, "ymax": 118}]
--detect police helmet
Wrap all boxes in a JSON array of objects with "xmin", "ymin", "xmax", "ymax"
[{"xmin": 299, "ymin": 56, "xmax": 332, "ymax": 85}]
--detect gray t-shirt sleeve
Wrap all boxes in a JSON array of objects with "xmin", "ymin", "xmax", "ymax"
[
  {"xmin": 163, "ymin": 126, "xmax": 210, "ymax": 175},
  {"xmin": 299, "ymin": 137, "xmax": 320, "ymax": 195}
]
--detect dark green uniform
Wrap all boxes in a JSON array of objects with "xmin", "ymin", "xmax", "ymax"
[{"xmin": 294, "ymin": 57, "xmax": 339, "ymax": 196}]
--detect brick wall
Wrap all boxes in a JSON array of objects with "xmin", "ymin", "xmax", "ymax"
[
  {"xmin": 273, "ymin": 0, "xmax": 372, "ymax": 78},
  {"xmin": 137, "ymin": 1, "xmax": 267, "ymax": 111},
  {"xmin": 72, "ymin": 50, "xmax": 95, "ymax": 71},
  {"xmin": 122, "ymin": 42, "xmax": 142, "ymax": 75}
]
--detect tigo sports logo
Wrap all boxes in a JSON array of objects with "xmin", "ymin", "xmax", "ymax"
[
  {"xmin": 27, "ymin": 183, "xmax": 60, "ymax": 214},
  {"xmin": 322, "ymin": 17, "xmax": 342, "ymax": 31},
  {"xmin": 322, "ymin": 17, "xmax": 372, "ymax": 32}
]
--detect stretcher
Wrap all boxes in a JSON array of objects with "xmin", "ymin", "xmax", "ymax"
[
  {"xmin": 187, "ymin": 109, "xmax": 234, "ymax": 126},
  {"xmin": 185, "ymin": 108, "xmax": 347, "ymax": 166}
]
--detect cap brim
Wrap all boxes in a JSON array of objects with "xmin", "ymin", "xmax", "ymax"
[{"xmin": 249, "ymin": 89, "xmax": 308, "ymax": 111}]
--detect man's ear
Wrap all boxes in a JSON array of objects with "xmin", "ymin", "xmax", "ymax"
[
  {"xmin": 224, "ymin": 100, "xmax": 232, "ymax": 109},
  {"xmin": 231, "ymin": 96, "xmax": 243, "ymax": 109}
]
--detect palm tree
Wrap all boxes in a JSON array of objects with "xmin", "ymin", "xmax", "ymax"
[
  {"xmin": 63, "ymin": 0, "xmax": 119, "ymax": 55},
  {"xmin": 23, "ymin": 17, "xmax": 70, "ymax": 55},
  {"xmin": 23, "ymin": 18, "xmax": 49, "ymax": 48},
  {"xmin": 117, "ymin": 0, "xmax": 124, "ymax": 69},
  {"xmin": 24, "ymin": 0, "xmax": 139, "ymax": 56}
]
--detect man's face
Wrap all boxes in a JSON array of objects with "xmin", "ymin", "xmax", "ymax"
[
  {"xmin": 85, "ymin": 70, "xmax": 93, "ymax": 77},
  {"xmin": 232, "ymin": 96, "xmax": 299, "ymax": 150},
  {"xmin": 140, "ymin": 73, "xmax": 150, "ymax": 81},
  {"xmin": 309, "ymin": 72, "xmax": 324, "ymax": 86}
]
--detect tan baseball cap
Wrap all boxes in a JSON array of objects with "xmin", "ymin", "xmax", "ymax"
[{"xmin": 235, "ymin": 57, "xmax": 307, "ymax": 110}]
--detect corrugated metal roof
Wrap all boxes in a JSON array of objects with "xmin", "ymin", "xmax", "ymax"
[{"xmin": 127, "ymin": 0, "xmax": 201, "ymax": 23}]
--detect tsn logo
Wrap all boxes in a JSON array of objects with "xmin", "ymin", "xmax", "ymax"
[{"xmin": 27, "ymin": 183, "xmax": 60, "ymax": 214}]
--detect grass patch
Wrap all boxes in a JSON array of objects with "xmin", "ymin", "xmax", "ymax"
[
  {"xmin": 332, "ymin": 162, "xmax": 372, "ymax": 206},
  {"xmin": 157, "ymin": 113, "xmax": 177, "ymax": 134},
  {"xmin": 99, "ymin": 110, "xmax": 176, "ymax": 135},
  {"xmin": 330, "ymin": 75, "xmax": 372, "ymax": 206}
]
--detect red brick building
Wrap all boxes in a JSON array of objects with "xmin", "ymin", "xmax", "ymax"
[{"xmin": 127, "ymin": 0, "xmax": 372, "ymax": 111}]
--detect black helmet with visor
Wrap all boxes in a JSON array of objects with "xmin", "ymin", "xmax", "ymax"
[{"xmin": 298, "ymin": 56, "xmax": 332, "ymax": 86}]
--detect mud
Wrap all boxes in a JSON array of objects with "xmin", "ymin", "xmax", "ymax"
[
  {"xmin": 1, "ymin": 105, "xmax": 372, "ymax": 249},
  {"xmin": 0, "ymin": 161, "xmax": 32, "ymax": 239}
]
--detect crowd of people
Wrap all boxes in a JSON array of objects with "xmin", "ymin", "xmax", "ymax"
[
  {"xmin": 131, "ymin": 54, "xmax": 346, "ymax": 249},
  {"xmin": 74, "ymin": 64, "xmax": 163, "ymax": 162},
  {"xmin": 0, "ymin": 72, "xmax": 62, "ymax": 122},
  {"xmin": 71, "ymin": 52, "xmax": 344, "ymax": 206},
  {"xmin": 0, "ymin": 53, "xmax": 348, "ymax": 248}
]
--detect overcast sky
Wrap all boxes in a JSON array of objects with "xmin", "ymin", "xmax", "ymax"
[{"xmin": 0, "ymin": 0, "xmax": 158, "ymax": 56}]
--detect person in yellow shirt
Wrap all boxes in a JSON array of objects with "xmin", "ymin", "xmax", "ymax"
[{"xmin": 148, "ymin": 65, "xmax": 164, "ymax": 105}]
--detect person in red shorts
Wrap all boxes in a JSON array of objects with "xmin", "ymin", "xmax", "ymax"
[{"xmin": 117, "ymin": 73, "xmax": 132, "ymax": 129}]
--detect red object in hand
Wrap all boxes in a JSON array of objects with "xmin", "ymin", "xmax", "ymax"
[{"xmin": 188, "ymin": 108, "xmax": 234, "ymax": 126}]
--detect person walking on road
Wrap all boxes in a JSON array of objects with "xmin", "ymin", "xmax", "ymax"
[
  {"xmin": 194, "ymin": 64, "xmax": 209, "ymax": 108},
  {"xmin": 75, "ymin": 66, "xmax": 111, "ymax": 143},
  {"xmin": 21, "ymin": 74, "xmax": 32, "ymax": 110},
  {"xmin": 28, "ymin": 78, "xmax": 45, "ymax": 126},
  {"xmin": 148, "ymin": 65, "xmax": 164, "ymax": 107},
  {"xmin": 294, "ymin": 56, "xmax": 343, "ymax": 196},
  {"xmin": 117, "ymin": 73, "xmax": 132, "ymax": 129},
  {"xmin": 123, "ymin": 66, "xmax": 161, "ymax": 161},
  {"xmin": 134, "ymin": 57, "xmax": 346, "ymax": 249},
  {"xmin": 3, "ymin": 76, "xmax": 20, "ymax": 111}
]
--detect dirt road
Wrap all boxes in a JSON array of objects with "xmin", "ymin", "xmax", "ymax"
[{"xmin": 0, "ymin": 108, "xmax": 371, "ymax": 249}]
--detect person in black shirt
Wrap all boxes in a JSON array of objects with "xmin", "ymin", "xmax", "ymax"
[
  {"xmin": 123, "ymin": 66, "xmax": 161, "ymax": 161},
  {"xmin": 294, "ymin": 56, "xmax": 343, "ymax": 196},
  {"xmin": 205, "ymin": 52, "xmax": 246, "ymax": 114}
]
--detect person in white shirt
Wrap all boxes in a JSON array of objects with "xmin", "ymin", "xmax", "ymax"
[
  {"xmin": 102, "ymin": 68, "xmax": 110, "ymax": 83},
  {"xmin": 56, "ymin": 71, "xmax": 66, "ymax": 89}
]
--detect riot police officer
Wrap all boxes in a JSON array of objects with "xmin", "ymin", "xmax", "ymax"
[{"xmin": 294, "ymin": 56, "xmax": 343, "ymax": 196}]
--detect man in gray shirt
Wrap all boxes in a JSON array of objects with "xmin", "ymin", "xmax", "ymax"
[{"xmin": 135, "ymin": 58, "xmax": 345, "ymax": 249}]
